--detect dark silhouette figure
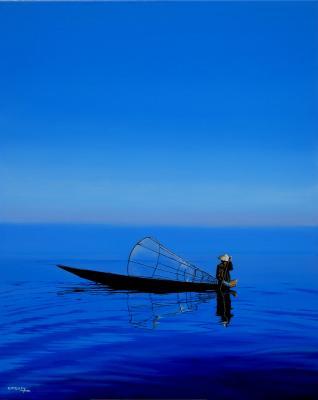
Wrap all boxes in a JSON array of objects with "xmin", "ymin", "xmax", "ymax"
[{"xmin": 216, "ymin": 254, "xmax": 237, "ymax": 288}]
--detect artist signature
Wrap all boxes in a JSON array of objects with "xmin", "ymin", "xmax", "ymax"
[{"xmin": 8, "ymin": 386, "xmax": 31, "ymax": 394}]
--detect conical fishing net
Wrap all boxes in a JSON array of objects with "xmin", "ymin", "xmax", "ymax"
[{"xmin": 127, "ymin": 237, "xmax": 216, "ymax": 284}]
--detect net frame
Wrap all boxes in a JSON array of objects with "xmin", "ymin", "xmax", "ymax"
[{"xmin": 127, "ymin": 237, "xmax": 217, "ymax": 284}]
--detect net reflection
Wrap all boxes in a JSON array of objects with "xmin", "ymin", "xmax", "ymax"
[{"xmin": 126, "ymin": 291, "xmax": 235, "ymax": 329}]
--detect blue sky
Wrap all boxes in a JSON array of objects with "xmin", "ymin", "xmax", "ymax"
[{"xmin": 1, "ymin": 2, "xmax": 317, "ymax": 226}]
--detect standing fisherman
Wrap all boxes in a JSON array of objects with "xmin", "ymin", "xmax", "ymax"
[{"xmin": 216, "ymin": 254, "xmax": 237, "ymax": 288}]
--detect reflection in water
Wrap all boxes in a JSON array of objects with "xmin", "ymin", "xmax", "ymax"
[
  {"xmin": 216, "ymin": 291, "xmax": 234, "ymax": 327},
  {"xmin": 127, "ymin": 291, "xmax": 214, "ymax": 329},
  {"xmin": 127, "ymin": 290, "xmax": 235, "ymax": 329},
  {"xmin": 58, "ymin": 284, "xmax": 236, "ymax": 329}
]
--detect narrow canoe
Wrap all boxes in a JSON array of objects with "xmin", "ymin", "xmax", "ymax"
[{"xmin": 57, "ymin": 264, "xmax": 221, "ymax": 293}]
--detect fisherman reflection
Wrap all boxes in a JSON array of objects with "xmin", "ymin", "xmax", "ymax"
[{"xmin": 216, "ymin": 290, "xmax": 235, "ymax": 327}]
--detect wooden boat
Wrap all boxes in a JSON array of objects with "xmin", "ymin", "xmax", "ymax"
[
  {"xmin": 57, "ymin": 237, "xmax": 234, "ymax": 293},
  {"xmin": 57, "ymin": 264, "xmax": 219, "ymax": 293}
]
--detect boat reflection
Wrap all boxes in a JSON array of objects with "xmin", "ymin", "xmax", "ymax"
[{"xmin": 58, "ymin": 285, "xmax": 236, "ymax": 328}]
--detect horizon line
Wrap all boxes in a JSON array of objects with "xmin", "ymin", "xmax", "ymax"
[{"xmin": 0, "ymin": 221, "xmax": 317, "ymax": 229}]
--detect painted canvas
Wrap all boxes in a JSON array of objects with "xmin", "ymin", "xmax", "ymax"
[{"xmin": 1, "ymin": 1, "xmax": 317, "ymax": 399}]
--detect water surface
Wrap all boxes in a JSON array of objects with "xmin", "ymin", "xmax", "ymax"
[{"xmin": 0, "ymin": 225, "xmax": 317, "ymax": 399}]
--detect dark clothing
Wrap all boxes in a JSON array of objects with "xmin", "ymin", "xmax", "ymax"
[{"xmin": 216, "ymin": 261, "xmax": 233, "ymax": 284}]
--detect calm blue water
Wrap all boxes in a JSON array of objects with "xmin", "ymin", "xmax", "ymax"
[{"xmin": 0, "ymin": 225, "xmax": 317, "ymax": 400}]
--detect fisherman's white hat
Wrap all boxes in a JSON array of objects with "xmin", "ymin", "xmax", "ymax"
[{"xmin": 218, "ymin": 254, "xmax": 230, "ymax": 262}]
